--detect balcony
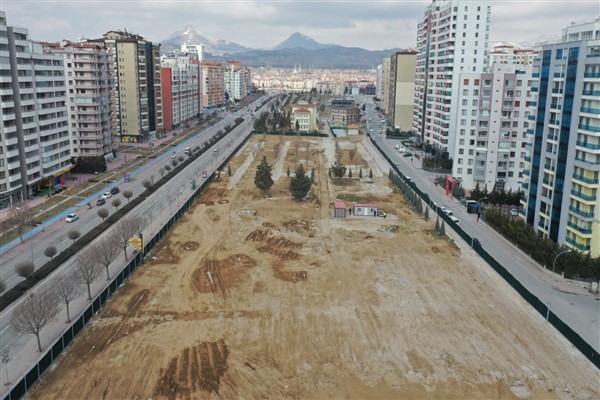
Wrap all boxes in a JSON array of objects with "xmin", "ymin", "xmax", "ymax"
[
  {"xmin": 553, "ymin": 72, "xmax": 565, "ymax": 78},
  {"xmin": 532, "ymin": 72, "xmax": 540, "ymax": 78},
  {"xmin": 550, "ymin": 103, "xmax": 562, "ymax": 111},
  {"xmin": 551, "ymin": 88, "xmax": 563, "ymax": 95},
  {"xmin": 582, "ymin": 90, "xmax": 600, "ymax": 96},
  {"xmin": 568, "ymin": 205, "xmax": 595, "ymax": 218},
  {"xmin": 573, "ymin": 173, "xmax": 600, "ymax": 184},
  {"xmin": 527, "ymin": 115, "xmax": 536, "ymax": 121},
  {"xmin": 584, "ymin": 72, "xmax": 600, "ymax": 78},
  {"xmin": 571, "ymin": 189, "xmax": 597, "ymax": 202},
  {"xmin": 576, "ymin": 141, "xmax": 600, "ymax": 150},
  {"xmin": 523, "ymin": 169, "xmax": 531, "ymax": 176},
  {"xmin": 565, "ymin": 236, "xmax": 591, "ymax": 251},
  {"xmin": 527, "ymin": 128, "xmax": 534, "ymax": 135},
  {"xmin": 548, "ymin": 119, "xmax": 560, "ymax": 126},
  {"xmin": 531, "ymin": 87, "xmax": 539, "ymax": 92},
  {"xmin": 579, "ymin": 124, "xmax": 600, "ymax": 133},
  {"xmin": 519, "ymin": 208, "xmax": 527, "ymax": 216},
  {"xmin": 525, "ymin": 155, "xmax": 532, "ymax": 163},
  {"xmin": 567, "ymin": 221, "xmax": 593, "ymax": 234},
  {"xmin": 581, "ymin": 107, "xmax": 600, "ymax": 115}
]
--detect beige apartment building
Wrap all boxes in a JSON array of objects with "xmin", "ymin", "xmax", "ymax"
[
  {"xmin": 44, "ymin": 41, "xmax": 112, "ymax": 158},
  {"xmin": 88, "ymin": 30, "xmax": 163, "ymax": 143},
  {"xmin": 201, "ymin": 61, "xmax": 225, "ymax": 108},
  {"xmin": 387, "ymin": 51, "xmax": 417, "ymax": 131}
]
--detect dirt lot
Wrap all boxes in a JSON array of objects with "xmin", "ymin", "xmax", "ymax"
[{"xmin": 30, "ymin": 136, "xmax": 599, "ymax": 400}]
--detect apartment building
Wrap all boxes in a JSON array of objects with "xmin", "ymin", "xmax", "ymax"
[
  {"xmin": 522, "ymin": 18, "xmax": 600, "ymax": 256},
  {"xmin": 44, "ymin": 41, "xmax": 112, "ymax": 158},
  {"xmin": 386, "ymin": 51, "xmax": 417, "ymax": 131},
  {"xmin": 330, "ymin": 99, "xmax": 360, "ymax": 126},
  {"xmin": 381, "ymin": 57, "xmax": 391, "ymax": 113},
  {"xmin": 161, "ymin": 54, "xmax": 200, "ymax": 131},
  {"xmin": 376, "ymin": 64, "xmax": 383, "ymax": 100},
  {"xmin": 201, "ymin": 61, "xmax": 225, "ymax": 108},
  {"xmin": 413, "ymin": 0, "xmax": 491, "ymax": 158},
  {"xmin": 490, "ymin": 43, "xmax": 539, "ymax": 66},
  {"xmin": 87, "ymin": 30, "xmax": 163, "ymax": 143},
  {"xmin": 291, "ymin": 100, "xmax": 318, "ymax": 133},
  {"xmin": 180, "ymin": 44, "xmax": 204, "ymax": 62},
  {"xmin": 224, "ymin": 60, "xmax": 251, "ymax": 102},
  {"xmin": 0, "ymin": 12, "xmax": 71, "ymax": 206},
  {"xmin": 453, "ymin": 64, "xmax": 535, "ymax": 191}
]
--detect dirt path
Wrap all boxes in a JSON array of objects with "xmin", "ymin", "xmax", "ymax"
[{"xmin": 29, "ymin": 136, "xmax": 600, "ymax": 400}]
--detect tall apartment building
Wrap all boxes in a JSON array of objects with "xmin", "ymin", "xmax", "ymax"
[
  {"xmin": 381, "ymin": 57, "xmax": 391, "ymax": 113},
  {"xmin": 201, "ymin": 61, "xmax": 225, "ymax": 108},
  {"xmin": 489, "ymin": 43, "xmax": 539, "ymax": 66},
  {"xmin": 224, "ymin": 60, "xmax": 251, "ymax": 102},
  {"xmin": 180, "ymin": 44, "xmax": 204, "ymax": 62},
  {"xmin": 452, "ymin": 64, "xmax": 535, "ymax": 191},
  {"xmin": 376, "ymin": 64, "xmax": 383, "ymax": 100},
  {"xmin": 386, "ymin": 51, "xmax": 417, "ymax": 131},
  {"xmin": 161, "ymin": 54, "xmax": 200, "ymax": 131},
  {"xmin": 413, "ymin": 0, "xmax": 491, "ymax": 158},
  {"xmin": 0, "ymin": 12, "xmax": 71, "ymax": 206},
  {"xmin": 44, "ymin": 41, "xmax": 112, "ymax": 158},
  {"xmin": 522, "ymin": 18, "xmax": 600, "ymax": 256},
  {"xmin": 87, "ymin": 30, "xmax": 163, "ymax": 143}
]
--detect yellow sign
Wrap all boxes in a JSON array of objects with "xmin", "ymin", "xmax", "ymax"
[{"xmin": 129, "ymin": 237, "xmax": 144, "ymax": 251}]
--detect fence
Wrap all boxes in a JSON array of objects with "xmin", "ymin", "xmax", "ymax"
[
  {"xmin": 2, "ymin": 129, "xmax": 256, "ymax": 400},
  {"xmin": 369, "ymin": 135, "xmax": 599, "ymax": 370}
]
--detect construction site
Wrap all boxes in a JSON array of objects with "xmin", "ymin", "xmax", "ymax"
[{"xmin": 28, "ymin": 135, "xmax": 600, "ymax": 400}]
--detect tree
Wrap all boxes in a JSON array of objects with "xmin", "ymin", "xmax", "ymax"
[
  {"xmin": 67, "ymin": 229, "xmax": 81, "ymax": 243},
  {"xmin": 14, "ymin": 260, "xmax": 34, "ymax": 280},
  {"xmin": 227, "ymin": 164, "xmax": 232, "ymax": 177},
  {"xmin": 295, "ymin": 120, "xmax": 300, "ymax": 132},
  {"xmin": 289, "ymin": 164, "xmax": 312, "ymax": 201},
  {"xmin": 96, "ymin": 207, "xmax": 109, "ymax": 222},
  {"xmin": 359, "ymin": 169, "xmax": 363, "ymax": 179},
  {"xmin": 73, "ymin": 249, "xmax": 102, "ymax": 301},
  {"xmin": 8, "ymin": 207, "xmax": 29, "ymax": 243},
  {"xmin": 435, "ymin": 216, "xmax": 440, "ymax": 232},
  {"xmin": 369, "ymin": 169, "xmax": 373, "ymax": 179},
  {"xmin": 159, "ymin": 167, "xmax": 166, "ymax": 177},
  {"xmin": 424, "ymin": 207, "xmax": 430, "ymax": 221},
  {"xmin": 165, "ymin": 164, "xmax": 172, "ymax": 172},
  {"xmin": 348, "ymin": 169, "xmax": 353, "ymax": 178},
  {"xmin": 92, "ymin": 236, "xmax": 120, "ymax": 280},
  {"xmin": 311, "ymin": 168, "xmax": 315, "ymax": 182},
  {"xmin": 55, "ymin": 276, "xmax": 82, "ymax": 323},
  {"xmin": 11, "ymin": 290, "xmax": 59, "ymax": 352},
  {"xmin": 114, "ymin": 215, "xmax": 147, "ymax": 261},
  {"xmin": 254, "ymin": 156, "xmax": 274, "ymax": 194},
  {"xmin": 287, "ymin": 165, "xmax": 291, "ymax": 177},
  {"xmin": 440, "ymin": 221, "xmax": 446, "ymax": 236},
  {"xmin": 178, "ymin": 155, "xmax": 184, "ymax": 162},
  {"xmin": 123, "ymin": 190, "xmax": 133, "ymax": 203},
  {"xmin": 44, "ymin": 245, "xmax": 57, "ymax": 260},
  {"xmin": 142, "ymin": 180, "xmax": 152, "ymax": 190},
  {"xmin": 111, "ymin": 198, "xmax": 122, "ymax": 211},
  {"xmin": 172, "ymin": 159, "xmax": 178, "ymax": 167},
  {"xmin": 331, "ymin": 159, "xmax": 346, "ymax": 182}
]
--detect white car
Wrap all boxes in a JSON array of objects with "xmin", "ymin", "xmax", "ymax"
[
  {"xmin": 441, "ymin": 207, "xmax": 453, "ymax": 216},
  {"xmin": 449, "ymin": 216, "xmax": 460, "ymax": 225},
  {"xmin": 510, "ymin": 208, "xmax": 519, "ymax": 216},
  {"xmin": 102, "ymin": 191, "xmax": 112, "ymax": 200},
  {"xmin": 65, "ymin": 213, "xmax": 78, "ymax": 223}
]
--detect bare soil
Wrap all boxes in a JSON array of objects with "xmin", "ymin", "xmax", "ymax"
[{"xmin": 29, "ymin": 136, "xmax": 600, "ymax": 400}]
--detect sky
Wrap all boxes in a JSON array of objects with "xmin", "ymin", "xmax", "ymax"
[{"xmin": 1, "ymin": 0, "xmax": 599, "ymax": 51}]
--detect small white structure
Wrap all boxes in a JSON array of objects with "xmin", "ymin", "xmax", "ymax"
[
  {"xmin": 353, "ymin": 203, "xmax": 378, "ymax": 217},
  {"xmin": 347, "ymin": 124, "xmax": 360, "ymax": 136}
]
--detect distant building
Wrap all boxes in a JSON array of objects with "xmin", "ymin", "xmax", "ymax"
[
  {"xmin": 0, "ymin": 12, "xmax": 71, "ymax": 205},
  {"xmin": 225, "ymin": 60, "xmax": 252, "ymax": 102},
  {"xmin": 347, "ymin": 124, "xmax": 360, "ymax": 136},
  {"xmin": 201, "ymin": 61, "xmax": 225, "ymax": 108},
  {"xmin": 382, "ymin": 57, "xmax": 391, "ymax": 113},
  {"xmin": 489, "ymin": 43, "xmax": 539, "ymax": 66},
  {"xmin": 330, "ymin": 99, "xmax": 360, "ymax": 126},
  {"xmin": 180, "ymin": 44, "xmax": 204, "ymax": 62},
  {"xmin": 87, "ymin": 30, "xmax": 164, "ymax": 142},
  {"xmin": 376, "ymin": 64, "xmax": 383, "ymax": 99},
  {"xmin": 161, "ymin": 54, "xmax": 201, "ymax": 131},
  {"xmin": 291, "ymin": 101, "xmax": 318, "ymax": 133},
  {"xmin": 44, "ymin": 40, "xmax": 113, "ymax": 158}
]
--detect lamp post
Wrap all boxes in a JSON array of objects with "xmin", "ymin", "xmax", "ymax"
[
  {"xmin": 16, "ymin": 207, "xmax": 33, "ymax": 263},
  {"xmin": 41, "ymin": 209, "xmax": 45, "ymax": 232},
  {"xmin": 552, "ymin": 249, "xmax": 572, "ymax": 273}
]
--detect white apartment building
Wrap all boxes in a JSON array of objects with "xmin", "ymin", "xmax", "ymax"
[
  {"xmin": 180, "ymin": 44, "xmax": 204, "ymax": 62},
  {"xmin": 44, "ymin": 41, "xmax": 112, "ymax": 158},
  {"xmin": 413, "ymin": 0, "xmax": 491, "ymax": 158},
  {"xmin": 0, "ymin": 12, "xmax": 71, "ymax": 206},
  {"xmin": 161, "ymin": 55, "xmax": 200, "ymax": 129},
  {"xmin": 376, "ymin": 64, "xmax": 383, "ymax": 99},
  {"xmin": 489, "ymin": 42, "xmax": 539, "ymax": 66},
  {"xmin": 381, "ymin": 57, "xmax": 391, "ymax": 113},
  {"xmin": 224, "ymin": 61, "xmax": 251, "ymax": 101},
  {"xmin": 453, "ymin": 64, "xmax": 535, "ymax": 191}
]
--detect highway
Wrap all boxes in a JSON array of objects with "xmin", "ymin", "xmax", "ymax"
[
  {"xmin": 362, "ymin": 99, "xmax": 600, "ymax": 354},
  {"xmin": 0, "ymin": 93, "xmax": 281, "ymax": 391}
]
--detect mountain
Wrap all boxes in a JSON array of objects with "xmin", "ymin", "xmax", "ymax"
[
  {"xmin": 160, "ymin": 25, "xmax": 251, "ymax": 55},
  {"xmin": 519, "ymin": 35, "xmax": 560, "ymax": 49},
  {"xmin": 273, "ymin": 32, "xmax": 333, "ymax": 51}
]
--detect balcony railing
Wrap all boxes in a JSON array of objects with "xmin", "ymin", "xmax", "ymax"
[
  {"xmin": 551, "ymin": 88, "xmax": 563, "ymax": 94},
  {"xmin": 550, "ymin": 103, "xmax": 562, "ymax": 110},
  {"xmin": 548, "ymin": 119, "xmax": 560, "ymax": 125},
  {"xmin": 568, "ymin": 205, "xmax": 595, "ymax": 218},
  {"xmin": 527, "ymin": 115, "xmax": 536, "ymax": 121},
  {"xmin": 584, "ymin": 72, "xmax": 600, "ymax": 78},
  {"xmin": 523, "ymin": 169, "xmax": 531, "ymax": 176},
  {"xmin": 532, "ymin": 72, "xmax": 540, "ymax": 78},
  {"xmin": 565, "ymin": 236, "xmax": 591, "ymax": 251},
  {"xmin": 581, "ymin": 107, "xmax": 600, "ymax": 114},
  {"xmin": 519, "ymin": 208, "xmax": 527, "ymax": 215},
  {"xmin": 582, "ymin": 90, "xmax": 600, "ymax": 96},
  {"xmin": 525, "ymin": 155, "xmax": 532, "ymax": 163},
  {"xmin": 576, "ymin": 141, "xmax": 600, "ymax": 150},
  {"xmin": 579, "ymin": 124, "xmax": 600, "ymax": 133},
  {"xmin": 570, "ymin": 189, "xmax": 597, "ymax": 201},
  {"xmin": 531, "ymin": 87, "xmax": 539, "ymax": 92},
  {"xmin": 573, "ymin": 173, "xmax": 600, "ymax": 184},
  {"xmin": 567, "ymin": 221, "xmax": 593, "ymax": 234},
  {"xmin": 526, "ymin": 128, "xmax": 534, "ymax": 135}
]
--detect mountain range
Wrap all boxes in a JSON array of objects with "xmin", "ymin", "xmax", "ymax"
[{"xmin": 161, "ymin": 26, "xmax": 401, "ymax": 69}]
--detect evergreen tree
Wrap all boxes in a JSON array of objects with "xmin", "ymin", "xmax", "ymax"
[
  {"xmin": 254, "ymin": 156, "xmax": 274, "ymax": 194},
  {"xmin": 331, "ymin": 159, "xmax": 346, "ymax": 182},
  {"xmin": 359, "ymin": 169, "xmax": 363, "ymax": 179},
  {"xmin": 435, "ymin": 216, "xmax": 440, "ymax": 232},
  {"xmin": 424, "ymin": 207, "xmax": 430, "ymax": 221},
  {"xmin": 287, "ymin": 165, "xmax": 291, "ymax": 177},
  {"xmin": 227, "ymin": 164, "xmax": 232, "ymax": 177},
  {"xmin": 369, "ymin": 168, "xmax": 373, "ymax": 179},
  {"xmin": 440, "ymin": 221, "xmax": 446, "ymax": 236},
  {"xmin": 348, "ymin": 169, "xmax": 353, "ymax": 178},
  {"xmin": 289, "ymin": 164, "xmax": 312, "ymax": 200}
]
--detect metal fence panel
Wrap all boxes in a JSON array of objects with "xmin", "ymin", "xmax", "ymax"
[{"xmin": 37, "ymin": 351, "xmax": 52, "ymax": 376}]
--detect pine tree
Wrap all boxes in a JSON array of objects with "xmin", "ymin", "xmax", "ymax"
[
  {"xmin": 289, "ymin": 164, "xmax": 312, "ymax": 200},
  {"xmin": 348, "ymin": 169, "xmax": 353, "ymax": 178},
  {"xmin": 440, "ymin": 221, "xmax": 446, "ymax": 236},
  {"xmin": 287, "ymin": 165, "xmax": 291, "ymax": 177},
  {"xmin": 254, "ymin": 156, "xmax": 274, "ymax": 194},
  {"xmin": 359, "ymin": 169, "xmax": 363, "ymax": 179},
  {"xmin": 227, "ymin": 164, "xmax": 232, "ymax": 177},
  {"xmin": 424, "ymin": 207, "xmax": 430, "ymax": 221},
  {"xmin": 331, "ymin": 159, "xmax": 346, "ymax": 182},
  {"xmin": 435, "ymin": 216, "xmax": 440, "ymax": 232},
  {"xmin": 369, "ymin": 168, "xmax": 373, "ymax": 179}
]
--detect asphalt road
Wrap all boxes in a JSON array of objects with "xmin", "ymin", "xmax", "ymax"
[{"xmin": 362, "ymin": 100, "xmax": 600, "ymax": 354}]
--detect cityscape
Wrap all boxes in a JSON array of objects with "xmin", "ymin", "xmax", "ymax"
[{"xmin": 0, "ymin": 1, "xmax": 599, "ymax": 399}]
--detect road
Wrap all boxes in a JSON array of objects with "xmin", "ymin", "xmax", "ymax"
[
  {"xmin": 362, "ymin": 99, "xmax": 600, "ymax": 354},
  {"xmin": 0, "ymin": 93, "xmax": 281, "ymax": 391}
]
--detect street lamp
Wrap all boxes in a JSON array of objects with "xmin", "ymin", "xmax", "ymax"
[
  {"xmin": 16, "ymin": 207, "xmax": 33, "ymax": 263},
  {"xmin": 552, "ymin": 249, "xmax": 572, "ymax": 273},
  {"xmin": 41, "ymin": 209, "xmax": 45, "ymax": 232}
]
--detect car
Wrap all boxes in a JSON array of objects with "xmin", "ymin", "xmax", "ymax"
[
  {"xmin": 405, "ymin": 176, "xmax": 412, "ymax": 182},
  {"xmin": 397, "ymin": 148, "xmax": 408, "ymax": 153},
  {"xmin": 102, "ymin": 191, "xmax": 112, "ymax": 200},
  {"xmin": 441, "ymin": 207, "xmax": 454, "ymax": 216},
  {"xmin": 395, "ymin": 144, "xmax": 401, "ymax": 149},
  {"xmin": 96, "ymin": 198, "xmax": 106, "ymax": 206},
  {"xmin": 403, "ymin": 152, "xmax": 413, "ymax": 157},
  {"xmin": 377, "ymin": 211, "xmax": 386, "ymax": 217},
  {"xmin": 449, "ymin": 216, "xmax": 460, "ymax": 225},
  {"xmin": 510, "ymin": 208, "xmax": 519, "ymax": 216},
  {"xmin": 184, "ymin": 147, "xmax": 191, "ymax": 155},
  {"xmin": 65, "ymin": 213, "xmax": 78, "ymax": 223},
  {"xmin": 111, "ymin": 186, "xmax": 120, "ymax": 195},
  {"xmin": 369, "ymin": 128, "xmax": 374, "ymax": 133},
  {"xmin": 171, "ymin": 153, "xmax": 177, "ymax": 159}
]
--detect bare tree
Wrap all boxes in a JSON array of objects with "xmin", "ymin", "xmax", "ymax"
[
  {"xmin": 1, "ymin": 343, "xmax": 12, "ymax": 384},
  {"xmin": 11, "ymin": 290, "xmax": 59, "ymax": 352},
  {"xmin": 159, "ymin": 167, "xmax": 166, "ymax": 177},
  {"xmin": 113, "ymin": 215, "xmax": 147, "ymax": 261},
  {"xmin": 44, "ymin": 245, "xmax": 57, "ymax": 260},
  {"xmin": 67, "ymin": 229, "xmax": 81, "ymax": 243},
  {"xmin": 142, "ymin": 180, "xmax": 152, "ymax": 189},
  {"xmin": 111, "ymin": 198, "xmax": 121, "ymax": 211},
  {"xmin": 73, "ymin": 249, "xmax": 102, "ymax": 301},
  {"xmin": 122, "ymin": 190, "xmax": 133, "ymax": 203},
  {"xmin": 55, "ymin": 276, "xmax": 83, "ymax": 323},
  {"xmin": 15, "ymin": 261, "xmax": 34, "ymax": 280},
  {"xmin": 92, "ymin": 236, "xmax": 119, "ymax": 280},
  {"xmin": 164, "ymin": 164, "xmax": 172, "ymax": 172},
  {"xmin": 96, "ymin": 207, "xmax": 109, "ymax": 222},
  {"xmin": 8, "ymin": 207, "xmax": 28, "ymax": 243},
  {"xmin": 177, "ymin": 155, "xmax": 184, "ymax": 162}
]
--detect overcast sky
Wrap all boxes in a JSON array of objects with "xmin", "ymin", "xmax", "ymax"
[{"xmin": 1, "ymin": 0, "xmax": 598, "ymax": 50}]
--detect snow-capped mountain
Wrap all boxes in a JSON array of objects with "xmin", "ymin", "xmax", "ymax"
[{"xmin": 161, "ymin": 25, "xmax": 251, "ymax": 55}]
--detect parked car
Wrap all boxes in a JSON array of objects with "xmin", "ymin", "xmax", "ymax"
[
  {"xmin": 102, "ymin": 191, "xmax": 112, "ymax": 200},
  {"xmin": 65, "ymin": 213, "xmax": 78, "ymax": 223},
  {"xmin": 377, "ymin": 210, "xmax": 386, "ymax": 217},
  {"xmin": 449, "ymin": 216, "xmax": 460, "ymax": 225},
  {"xmin": 510, "ymin": 208, "xmax": 519, "ymax": 216},
  {"xmin": 111, "ymin": 186, "xmax": 120, "ymax": 195},
  {"xmin": 171, "ymin": 153, "xmax": 177, "ymax": 159},
  {"xmin": 403, "ymin": 152, "xmax": 413, "ymax": 157},
  {"xmin": 96, "ymin": 198, "xmax": 106, "ymax": 206},
  {"xmin": 441, "ymin": 207, "xmax": 454, "ymax": 216},
  {"xmin": 184, "ymin": 147, "xmax": 191, "ymax": 155}
]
